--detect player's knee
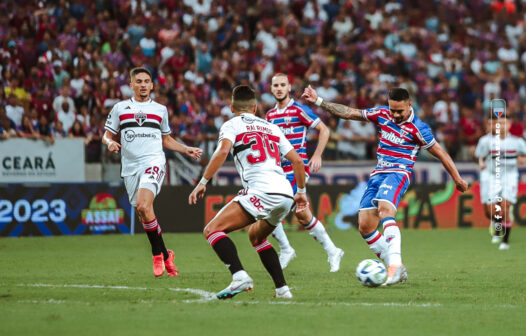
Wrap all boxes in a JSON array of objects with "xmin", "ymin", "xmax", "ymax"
[
  {"xmin": 377, "ymin": 206, "xmax": 395, "ymax": 219},
  {"xmin": 358, "ymin": 217, "xmax": 374, "ymax": 235},
  {"xmin": 247, "ymin": 226, "xmax": 264, "ymax": 245},
  {"xmin": 135, "ymin": 201, "xmax": 150, "ymax": 219}
]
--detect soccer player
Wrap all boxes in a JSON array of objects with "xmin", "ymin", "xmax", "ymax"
[
  {"xmin": 302, "ymin": 86, "xmax": 469, "ymax": 285},
  {"xmin": 475, "ymin": 113, "xmax": 526, "ymax": 250},
  {"xmin": 103, "ymin": 67, "xmax": 202, "ymax": 277},
  {"xmin": 266, "ymin": 73, "xmax": 344, "ymax": 272},
  {"xmin": 188, "ymin": 85, "xmax": 308, "ymax": 299},
  {"xmin": 474, "ymin": 118, "xmax": 499, "ymax": 242}
]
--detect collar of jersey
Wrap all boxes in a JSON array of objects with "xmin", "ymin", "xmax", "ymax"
[
  {"xmin": 274, "ymin": 98, "xmax": 294, "ymax": 113},
  {"xmin": 130, "ymin": 97, "xmax": 152, "ymax": 104},
  {"xmin": 398, "ymin": 107, "xmax": 415, "ymax": 125}
]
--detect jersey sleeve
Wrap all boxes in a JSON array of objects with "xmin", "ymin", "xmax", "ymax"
[
  {"xmin": 416, "ymin": 122, "xmax": 437, "ymax": 150},
  {"xmin": 474, "ymin": 136, "xmax": 489, "ymax": 158},
  {"xmin": 104, "ymin": 104, "xmax": 120, "ymax": 134},
  {"xmin": 297, "ymin": 105, "xmax": 321, "ymax": 128},
  {"xmin": 518, "ymin": 138, "xmax": 526, "ymax": 156},
  {"xmin": 361, "ymin": 106, "xmax": 383, "ymax": 124},
  {"xmin": 218, "ymin": 120, "xmax": 236, "ymax": 144},
  {"xmin": 160, "ymin": 106, "xmax": 171, "ymax": 135}
]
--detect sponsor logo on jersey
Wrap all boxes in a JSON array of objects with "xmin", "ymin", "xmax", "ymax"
[
  {"xmin": 124, "ymin": 130, "xmax": 156, "ymax": 142},
  {"xmin": 381, "ymin": 130, "xmax": 405, "ymax": 145},
  {"xmin": 135, "ymin": 112, "xmax": 147, "ymax": 125},
  {"xmin": 380, "ymin": 183, "xmax": 393, "ymax": 190},
  {"xmin": 250, "ymin": 195, "xmax": 265, "ymax": 212},
  {"xmin": 280, "ymin": 126, "xmax": 294, "ymax": 135},
  {"xmin": 242, "ymin": 115, "xmax": 255, "ymax": 124}
]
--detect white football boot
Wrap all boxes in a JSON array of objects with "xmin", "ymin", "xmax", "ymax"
[
  {"xmin": 499, "ymin": 243, "xmax": 510, "ymax": 250},
  {"xmin": 279, "ymin": 248, "xmax": 296, "ymax": 269},
  {"xmin": 382, "ymin": 264, "xmax": 408, "ymax": 286},
  {"xmin": 275, "ymin": 285, "xmax": 293, "ymax": 299},
  {"xmin": 216, "ymin": 271, "xmax": 254, "ymax": 300},
  {"xmin": 328, "ymin": 248, "xmax": 344, "ymax": 272}
]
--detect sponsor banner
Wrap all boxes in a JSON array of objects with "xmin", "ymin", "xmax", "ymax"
[
  {"xmin": 215, "ymin": 162, "xmax": 526, "ymax": 185},
  {"xmin": 0, "ymin": 139, "xmax": 85, "ymax": 183},
  {"xmin": 0, "ymin": 184, "xmax": 132, "ymax": 237}
]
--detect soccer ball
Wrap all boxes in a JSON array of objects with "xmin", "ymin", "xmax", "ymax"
[{"xmin": 356, "ymin": 259, "xmax": 387, "ymax": 287}]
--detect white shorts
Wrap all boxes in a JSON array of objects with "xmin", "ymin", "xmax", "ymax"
[
  {"xmin": 124, "ymin": 164, "xmax": 166, "ymax": 206},
  {"xmin": 234, "ymin": 190, "xmax": 294, "ymax": 226},
  {"xmin": 487, "ymin": 172, "xmax": 518, "ymax": 204}
]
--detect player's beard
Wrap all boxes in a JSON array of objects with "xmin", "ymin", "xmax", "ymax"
[
  {"xmin": 275, "ymin": 94, "xmax": 289, "ymax": 103},
  {"xmin": 139, "ymin": 94, "xmax": 148, "ymax": 99}
]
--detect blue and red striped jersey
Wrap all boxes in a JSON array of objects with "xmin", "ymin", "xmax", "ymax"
[
  {"xmin": 362, "ymin": 106, "xmax": 436, "ymax": 179},
  {"xmin": 266, "ymin": 99, "xmax": 320, "ymax": 176}
]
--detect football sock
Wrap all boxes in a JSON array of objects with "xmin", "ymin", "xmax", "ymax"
[
  {"xmin": 304, "ymin": 217, "xmax": 337, "ymax": 254},
  {"xmin": 382, "ymin": 217, "xmax": 402, "ymax": 266},
  {"xmin": 206, "ymin": 231, "xmax": 243, "ymax": 275},
  {"xmin": 502, "ymin": 221, "xmax": 512, "ymax": 243},
  {"xmin": 158, "ymin": 233, "xmax": 169, "ymax": 261},
  {"xmin": 253, "ymin": 240, "xmax": 286, "ymax": 288},
  {"xmin": 271, "ymin": 222, "xmax": 293, "ymax": 252},
  {"xmin": 362, "ymin": 229, "xmax": 389, "ymax": 264},
  {"xmin": 143, "ymin": 218, "xmax": 162, "ymax": 256}
]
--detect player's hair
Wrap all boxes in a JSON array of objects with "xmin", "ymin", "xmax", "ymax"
[
  {"xmin": 388, "ymin": 88, "xmax": 410, "ymax": 101},
  {"xmin": 129, "ymin": 67, "xmax": 152, "ymax": 82},
  {"xmin": 271, "ymin": 73, "xmax": 289, "ymax": 84},
  {"xmin": 232, "ymin": 85, "xmax": 257, "ymax": 112}
]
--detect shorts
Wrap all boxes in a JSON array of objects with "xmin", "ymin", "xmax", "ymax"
[
  {"xmin": 234, "ymin": 190, "xmax": 294, "ymax": 226},
  {"xmin": 488, "ymin": 172, "xmax": 518, "ymax": 204},
  {"xmin": 359, "ymin": 173, "xmax": 410, "ymax": 211},
  {"xmin": 124, "ymin": 164, "xmax": 166, "ymax": 206},
  {"xmin": 285, "ymin": 173, "xmax": 310, "ymax": 194}
]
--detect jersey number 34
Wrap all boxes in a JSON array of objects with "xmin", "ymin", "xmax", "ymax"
[{"xmin": 241, "ymin": 132, "xmax": 281, "ymax": 166}]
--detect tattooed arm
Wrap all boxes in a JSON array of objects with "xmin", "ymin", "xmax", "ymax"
[{"xmin": 301, "ymin": 85, "xmax": 367, "ymax": 121}]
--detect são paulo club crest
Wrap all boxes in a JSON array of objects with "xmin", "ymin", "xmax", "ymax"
[
  {"xmin": 134, "ymin": 111, "xmax": 147, "ymax": 125},
  {"xmin": 493, "ymin": 107, "xmax": 505, "ymax": 119}
]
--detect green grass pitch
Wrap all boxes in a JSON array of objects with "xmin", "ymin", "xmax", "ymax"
[{"xmin": 1, "ymin": 228, "xmax": 525, "ymax": 336}]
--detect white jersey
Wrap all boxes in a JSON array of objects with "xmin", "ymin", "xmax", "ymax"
[
  {"xmin": 104, "ymin": 97, "xmax": 171, "ymax": 176},
  {"xmin": 475, "ymin": 134, "xmax": 526, "ymax": 175},
  {"xmin": 219, "ymin": 113, "xmax": 294, "ymax": 196}
]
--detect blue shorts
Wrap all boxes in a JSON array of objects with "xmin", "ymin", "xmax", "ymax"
[{"xmin": 359, "ymin": 173, "xmax": 410, "ymax": 211}]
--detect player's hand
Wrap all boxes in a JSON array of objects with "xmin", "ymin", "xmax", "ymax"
[
  {"xmin": 479, "ymin": 163, "xmax": 486, "ymax": 170},
  {"xmin": 294, "ymin": 192, "xmax": 308, "ymax": 213},
  {"xmin": 108, "ymin": 141, "xmax": 121, "ymax": 153},
  {"xmin": 309, "ymin": 154, "xmax": 322, "ymax": 173},
  {"xmin": 186, "ymin": 146, "xmax": 203, "ymax": 160},
  {"xmin": 301, "ymin": 85, "xmax": 318, "ymax": 104},
  {"xmin": 455, "ymin": 179, "xmax": 469, "ymax": 192},
  {"xmin": 189, "ymin": 183, "xmax": 206, "ymax": 205}
]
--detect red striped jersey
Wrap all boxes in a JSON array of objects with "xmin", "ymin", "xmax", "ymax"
[
  {"xmin": 266, "ymin": 99, "xmax": 320, "ymax": 176},
  {"xmin": 362, "ymin": 106, "xmax": 436, "ymax": 179},
  {"xmin": 219, "ymin": 113, "xmax": 294, "ymax": 195},
  {"xmin": 104, "ymin": 98, "xmax": 171, "ymax": 176}
]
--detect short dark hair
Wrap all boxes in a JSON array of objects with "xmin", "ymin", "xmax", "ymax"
[
  {"xmin": 232, "ymin": 85, "xmax": 256, "ymax": 112},
  {"xmin": 388, "ymin": 88, "xmax": 410, "ymax": 101},
  {"xmin": 129, "ymin": 67, "xmax": 152, "ymax": 81}
]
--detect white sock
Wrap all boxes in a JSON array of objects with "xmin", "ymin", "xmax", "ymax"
[
  {"xmin": 382, "ymin": 217, "xmax": 402, "ymax": 266},
  {"xmin": 305, "ymin": 217, "xmax": 337, "ymax": 254},
  {"xmin": 362, "ymin": 229, "xmax": 389, "ymax": 264},
  {"xmin": 233, "ymin": 270, "xmax": 249, "ymax": 280},
  {"xmin": 272, "ymin": 222, "xmax": 293, "ymax": 251}
]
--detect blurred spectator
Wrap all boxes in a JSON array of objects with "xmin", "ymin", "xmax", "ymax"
[
  {"xmin": 52, "ymin": 60, "xmax": 70, "ymax": 88},
  {"xmin": 53, "ymin": 120, "xmax": 67, "ymax": 138},
  {"xmin": 200, "ymin": 115, "xmax": 219, "ymax": 159},
  {"xmin": 337, "ymin": 119, "xmax": 377, "ymax": 160},
  {"xmin": 36, "ymin": 115, "xmax": 54, "ymax": 145},
  {"xmin": 17, "ymin": 115, "xmax": 39, "ymax": 139},
  {"xmin": 5, "ymin": 94, "xmax": 24, "ymax": 127},
  {"xmin": 0, "ymin": 105, "xmax": 17, "ymax": 140},
  {"xmin": 69, "ymin": 120, "xmax": 86, "ymax": 138}
]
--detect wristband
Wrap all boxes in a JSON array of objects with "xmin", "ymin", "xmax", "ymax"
[
  {"xmin": 199, "ymin": 177, "xmax": 209, "ymax": 185},
  {"xmin": 315, "ymin": 97, "xmax": 323, "ymax": 106},
  {"xmin": 296, "ymin": 187, "xmax": 306, "ymax": 194}
]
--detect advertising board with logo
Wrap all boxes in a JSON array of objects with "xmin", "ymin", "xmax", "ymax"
[{"xmin": 0, "ymin": 184, "xmax": 132, "ymax": 237}]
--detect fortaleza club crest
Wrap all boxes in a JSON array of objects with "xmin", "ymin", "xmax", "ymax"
[
  {"xmin": 134, "ymin": 112, "xmax": 147, "ymax": 125},
  {"xmin": 494, "ymin": 107, "xmax": 505, "ymax": 118}
]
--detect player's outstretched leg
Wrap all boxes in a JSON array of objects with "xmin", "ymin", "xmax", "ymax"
[
  {"xmin": 358, "ymin": 209, "xmax": 389, "ymax": 265},
  {"xmin": 207, "ymin": 231, "xmax": 254, "ymax": 299},
  {"xmin": 499, "ymin": 221, "xmax": 511, "ymax": 250},
  {"xmin": 301, "ymin": 212, "xmax": 344, "ymax": 272},
  {"xmin": 271, "ymin": 222, "xmax": 296, "ymax": 269},
  {"xmin": 250, "ymin": 221, "xmax": 292, "ymax": 298},
  {"xmin": 380, "ymin": 216, "xmax": 407, "ymax": 286}
]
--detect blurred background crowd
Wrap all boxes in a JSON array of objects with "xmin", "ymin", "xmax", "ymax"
[{"xmin": 1, "ymin": 0, "xmax": 526, "ymax": 163}]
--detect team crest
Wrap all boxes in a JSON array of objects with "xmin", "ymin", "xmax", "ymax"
[
  {"xmin": 284, "ymin": 116, "xmax": 292, "ymax": 124},
  {"xmin": 399, "ymin": 129, "xmax": 407, "ymax": 138},
  {"xmin": 135, "ymin": 112, "xmax": 147, "ymax": 126},
  {"xmin": 493, "ymin": 107, "xmax": 504, "ymax": 118}
]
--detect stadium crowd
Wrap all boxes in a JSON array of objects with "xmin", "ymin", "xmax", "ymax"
[{"xmin": 1, "ymin": 0, "xmax": 526, "ymax": 163}]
